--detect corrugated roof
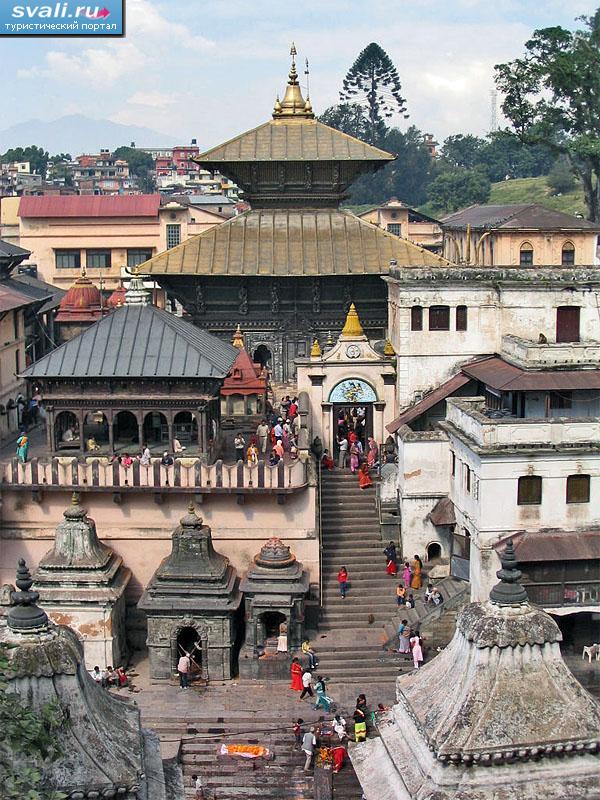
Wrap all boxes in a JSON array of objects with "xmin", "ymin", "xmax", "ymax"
[
  {"xmin": 11, "ymin": 274, "xmax": 66, "ymax": 314},
  {"xmin": 23, "ymin": 304, "xmax": 238, "ymax": 379},
  {"xmin": 387, "ymin": 373, "xmax": 471, "ymax": 433},
  {"xmin": 495, "ymin": 530, "xmax": 600, "ymax": 562},
  {"xmin": 441, "ymin": 203, "xmax": 600, "ymax": 231},
  {"xmin": 196, "ymin": 119, "xmax": 395, "ymax": 163},
  {"xmin": 0, "ymin": 239, "xmax": 31, "ymax": 259},
  {"xmin": 0, "ymin": 284, "xmax": 39, "ymax": 312},
  {"xmin": 462, "ymin": 357, "xmax": 600, "ymax": 391},
  {"xmin": 18, "ymin": 195, "xmax": 161, "ymax": 219},
  {"xmin": 142, "ymin": 208, "xmax": 450, "ymax": 277}
]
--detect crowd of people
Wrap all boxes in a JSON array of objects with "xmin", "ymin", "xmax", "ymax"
[
  {"xmin": 232, "ymin": 394, "xmax": 302, "ymax": 466},
  {"xmin": 90, "ymin": 664, "xmax": 128, "ymax": 689}
]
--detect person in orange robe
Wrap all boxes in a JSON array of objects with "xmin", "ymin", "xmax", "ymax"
[
  {"xmin": 410, "ymin": 555, "xmax": 423, "ymax": 589},
  {"xmin": 290, "ymin": 657, "xmax": 303, "ymax": 691},
  {"xmin": 358, "ymin": 462, "xmax": 373, "ymax": 489}
]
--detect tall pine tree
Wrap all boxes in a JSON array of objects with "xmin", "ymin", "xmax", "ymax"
[{"xmin": 340, "ymin": 43, "xmax": 408, "ymax": 146}]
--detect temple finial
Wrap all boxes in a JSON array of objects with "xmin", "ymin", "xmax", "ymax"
[
  {"xmin": 273, "ymin": 43, "xmax": 314, "ymax": 119},
  {"xmin": 232, "ymin": 324, "xmax": 244, "ymax": 348},
  {"xmin": 310, "ymin": 338, "xmax": 322, "ymax": 358},
  {"xmin": 341, "ymin": 303, "xmax": 365, "ymax": 337},
  {"xmin": 489, "ymin": 540, "xmax": 528, "ymax": 606},
  {"xmin": 7, "ymin": 558, "xmax": 49, "ymax": 633}
]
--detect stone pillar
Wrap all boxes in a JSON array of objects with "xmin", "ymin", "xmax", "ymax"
[
  {"xmin": 197, "ymin": 405, "xmax": 207, "ymax": 452},
  {"xmin": 374, "ymin": 401, "xmax": 386, "ymax": 445},
  {"xmin": 46, "ymin": 405, "xmax": 54, "ymax": 452},
  {"xmin": 107, "ymin": 410, "xmax": 114, "ymax": 452},
  {"xmin": 136, "ymin": 412, "xmax": 143, "ymax": 448},
  {"xmin": 165, "ymin": 410, "xmax": 174, "ymax": 451},
  {"xmin": 77, "ymin": 409, "xmax": 85, "ymax": 454}
]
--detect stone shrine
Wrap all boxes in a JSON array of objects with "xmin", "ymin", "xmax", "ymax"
[
  {"xmin": 350, "ymin": 541, "xmax": 600, "ymax": 799},
  {"xmin": 33, "ymin": 493, "xmax": 131, "ymax": 669},
  {"xmin": 139, "ymin": 503, "xmax": 242, "ymax": 681},
  {"xmin": 239, "ymin": 536, "xmax": 309, "ymax": 668},
  {"xmin": 2, "ymin": 559, "xmax": 175, "ymax": 800}
]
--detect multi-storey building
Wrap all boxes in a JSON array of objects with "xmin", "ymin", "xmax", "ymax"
[
  {"xmin": 12, "ymin": 194, "xmax": 227, "ymax": 289},
  {"xmin": 71, "ymin": 150, "xmax": 134, "ymax": 195},
  {"xmin": 358, "ymin": 197, "xmax": 443, "ymax": 251}
]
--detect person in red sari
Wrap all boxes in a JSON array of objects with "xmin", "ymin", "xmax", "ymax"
[
  {"xmin": 332, "ymin": 745, "xmax": 346, "ymax": 773},
  {"xmin": 321, "ymin": 450, "xmax": 334, "ymax": 470},
  {"xmin": 290, "ymin": 657, "xmax": 303, "ymax": 692},
  {"xmin": 358, "ymin": 462, "xmax": 373, "ymax": 489}
]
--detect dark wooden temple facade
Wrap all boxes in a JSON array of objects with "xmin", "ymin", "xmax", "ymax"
[{"xmin": 143, "ymin": 48, "xmax": 448, "ymax": 382}]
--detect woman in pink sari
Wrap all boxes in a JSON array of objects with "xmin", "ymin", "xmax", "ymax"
[
  {"xmin": 349, "ymin": 442, "xmax": 360, "ymax": 473},
  {"xmin": 367, "ymin": 438, "xmax": 378, "ymax": 469},
  {"xmin": 403, "ymin": 561, "xmax": 411, "ymax": 588}
]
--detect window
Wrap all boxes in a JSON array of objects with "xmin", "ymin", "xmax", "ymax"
[
  {"xmin": 456, "ymin": 305, "xmax": 468, "ymax": 331},
  {"xmin": 411, "ymin": 305, "xmax": 423, "ymax": 331},
  {"xmin": 561, "ymin": 242, "xmax": 575, "ymax": 265},
  {"xmin": 549, "ymin": 391, "xmax": 572, "ymax": 412},
  {"xmin": 13, "ymin": 311, "xmax": 19, "ymax": 341},
  {"xmin": 429, "ymin": 305, "xmax": 450, "ymax": 331},
  {"xmin": 127, "ymin": 249, "xmax": 153, "ymax": 268},
  {"xmin": 387, "ymin": 223, "xmax": 401, "ymax": 236},
  {"xmin": 15, "ymin": 349, "xmax": 20, "ymax": 375},
  {"xmin": 451, "ymin": 451, "xmax": 456, "ymax": 477},
  {"xmin": 519, "ymin": 242, "xmax": 534, "ymax": 265},
  {"xmin": 517, "ymin": 475, "xmax": 542, "ymax": 506},
  {"xmin": 55, "ymin": 249, "xmax": 81, "ymax": 269},
  {"xmin": 566, "ymin": 474, "xmax": 590, "ymax": 504},
  {"xmin": 86, "ymin": 249, "xmax": 111, "ymax": 269},
  {"xmin": 166, "ymin": 223, "xmax": 181, "ymax": 249},
  {"xmin": 465, "ymin": 464, "xmax": 471, "ymax": 493}
]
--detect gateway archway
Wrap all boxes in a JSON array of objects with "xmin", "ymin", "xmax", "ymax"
[{"xmin": 329, "ymin": 378, "xmax": 377, "ymax": 456}]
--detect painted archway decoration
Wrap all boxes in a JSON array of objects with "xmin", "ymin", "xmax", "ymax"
[{"xmin": 329, "ymin": 378, "xmax": 377, "ymax": 404}]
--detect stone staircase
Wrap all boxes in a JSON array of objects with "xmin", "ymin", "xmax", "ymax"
[
  {"xmin": 148, "ymin": 710, "xmax": 316, "ymax": 800},
  {"xmin": 316, "ymin": 470, "xmax": 413, "ymax": 686}
]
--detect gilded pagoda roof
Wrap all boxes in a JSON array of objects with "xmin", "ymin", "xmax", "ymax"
[
  {"xmin": 196, "ymin": 118, "xmax": 395, "ymax": 164},
  {"xmin": 142, "ymin": 208, "xmax": 450, "ymax": 276}
]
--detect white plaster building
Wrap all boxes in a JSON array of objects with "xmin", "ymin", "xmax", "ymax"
[{"xmin": 386, "ymin": 265, "xmax": 600, "ymax": 409}]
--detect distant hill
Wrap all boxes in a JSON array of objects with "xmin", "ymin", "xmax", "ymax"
[
  {"xmin": 488, "ymin": 176, "xmax": 587, "ymax": 217},
  {"xmin": 0, "ymin": 114, "xmax": 178, "ymax": 155}
]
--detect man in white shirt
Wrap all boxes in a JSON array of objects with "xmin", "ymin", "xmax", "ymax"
[
  {"xmin": 302, "ymin": 727, "xmax": 316, "ymax": 772},
  {"xmin": 338, "ymin": 436, "xmax": 349, "ymax": 469},
  {"xmin": 178, "ymin": 652, "xmax": 191, "ymax": 688},
  {"xmin": 300, "ymin": 669, "xmax": 314, "ymax": 699},
  {"xmin": 191, "ymin": 774, "xmax": 204, "ymax": 799}
]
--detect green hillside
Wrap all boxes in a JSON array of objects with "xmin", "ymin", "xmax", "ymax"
[{"xmin": 488, "ymin": 176, "xmax": 587, "ymax": 217}]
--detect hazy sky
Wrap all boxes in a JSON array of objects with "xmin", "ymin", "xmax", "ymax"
[{"xmin": 2, "ymin": 0, "xmax": 597, "ymax": 147}]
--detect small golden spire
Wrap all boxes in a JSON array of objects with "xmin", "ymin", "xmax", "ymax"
[
  {"xmin": 341, "ymin": 303, "xmax": 365, "ymax": 337},
  {"xmin": 71, "ymin": 491, "xmax": 79, "ymax": 505},
  {"xmin": 310, "ymin": 338, "xmax": 322, "ymax": 358},
  {"xmin": 273, "ymin": 43, "xmax": 315, "ymax": 120},
  {"xmin": 383, "ymin": 339, "xmax": 395, "ymax": 357},
  {"xmin": 232, "ymin": 324, "xmax": 244, "ymax": 348}
]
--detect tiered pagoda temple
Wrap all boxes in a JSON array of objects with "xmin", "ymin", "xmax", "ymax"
[{"xmin": 141, "ymin": 46, "xmax": 448, "ymax": 382}]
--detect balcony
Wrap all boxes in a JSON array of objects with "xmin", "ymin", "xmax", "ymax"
[
  {"xmin": 502, "ymin": 334, "xmax": 600, "ymax": 369},
  {"xmin": 1, "ymin": 455, "xmax": 309, "ymax": 496},
  {"xmin": 444, "ymin": 397, "xmax": 600, "ymax": 451},
  {"xmin": 524, "ymin": 581, "xmax": 600, "ymax": 608}
]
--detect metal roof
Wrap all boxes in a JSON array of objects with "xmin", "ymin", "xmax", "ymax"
[
  {"xmin": 0, "ymin": 284, "xmax": 39, "ymax": 312},
  {"xmin": 10, "ymin": 274, "xmax": 66, "ymax": 314},
  {"xmin": 18, "ymin": 195, "xmax": 161, "ymax": 219},
  {"xmin": 0, "ymin": 239, "xmax": 31, "ymax": 259},
  {"xmin": 441, "ymin": 203, "xmax": 600, "ymax": 231},
  {"xmin": 495, "ymin": 530, "xmax": 600, "ymax": 562},
  {"xmin": 196, "ymin": 118, "xmax": 395, "ymax": 163},
  {"xmin": 462, "ymin": 357, "xmax": 600, "ymax": 391},
  {"xmin": 23, "ymin": 304, "xmax": 238, "ymax": 380},
  {"xmin": 428, "ymin": 497, "xmax": 456, "ymax": 526},
  {"xmin": 387, "ymin": 373, "xmax": 471, "ymax": 433},
  {"xmin": 142, "ymin": 208, "xmax": 450, "ymax": 277}
]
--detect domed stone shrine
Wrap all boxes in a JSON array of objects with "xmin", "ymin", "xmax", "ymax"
[
  {"xmin": 2, "ymin": 559, "xmax": 175, "ymax": 800},
  {"xmin": 239, "ymin": 537, "xmax": 309, "ymax": 677},
  {"xmin": 139, "ymin": 504, "xmax": 242, "ymax": 682},
  {"xmin": 33, "ymin": 493, "xmax": 131, "ymax": 670},
  {"xmin": 350, "ymin": 541, "xmax": 600, "ymax": 799},
  {"xmin": 54, "ymin": 266, "xmax": 108, "ymax": 342}
]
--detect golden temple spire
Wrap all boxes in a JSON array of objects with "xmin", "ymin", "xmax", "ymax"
[
  {"xmin": 383, "ymin": 338, "xmax": 395, "ymax": 357},
  {"xmin": 310, "ymin": 337, "xmax": 322, "ymax": 358},
  {"xmin": 232, "ymin": 323, "xmax": 244, "ymax": 348},
  {"xmin": 341, "ymin": 303, "xmax": 365, "ymax": 337},
  {"xmin": 273, "ymin": 43, "xmax": 315, "ymax": 120}
]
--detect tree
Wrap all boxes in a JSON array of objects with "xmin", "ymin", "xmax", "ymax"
[
  {"xmin": 0, "ymin": 644, "xmax": 65, "ymax": 800},
  {"xmin": 477, "ymin": 130, "xmax": 554, "ymax": 182},
  {"xmin": 340, "ymin": 43, "xmax": 408, "ymax": 146},
  {"xmin": 112, "ymin": 145, "xmax": 156, "ymax": 193},
  {"xmin": 319, "ymin": 103, "xmax": 370, "ymax": 141},
  {"xmin": 440, "ymin": 134, "xmax": 486, "ymax": 170},
  {"xmin": 495, "ymin": 10, "xmax": 600, "ymax": 221},
  {"xmin": 426, "ymin": 167, "xmax": 491, "ymax": 213},
  {"xmin": 0, "ymin": 145, "xmax": 50, "ymax": 176},
  {"xmin": 547, "ymin": 157, "xmax": 577, "ymax": 195}
]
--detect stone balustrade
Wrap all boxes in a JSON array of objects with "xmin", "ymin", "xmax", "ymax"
[
  {"xmin": 1, "ymin": 456, "xmax": 309, "ymax": 494},
  {"xmin": 502, "ymin": 334, "xmax": 600, "ymax": 369},
  {"xmin": 445, "ymin": 397, "xmax": 600, "ymax": 450}
]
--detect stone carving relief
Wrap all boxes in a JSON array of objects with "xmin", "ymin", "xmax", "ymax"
[{"xmin": 238, "ymin": 283, "xmax": 249, "ymax": 315}]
